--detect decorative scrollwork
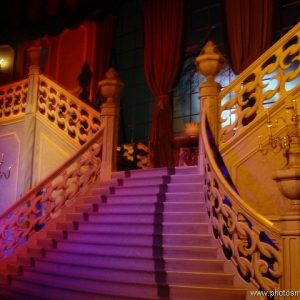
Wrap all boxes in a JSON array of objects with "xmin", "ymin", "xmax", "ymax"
[
  {"xmin": 220, "ymin": 23, "xmax": 300, "ymax": 141},
  {"xmin": 202, "ymin": 112, "xmax": 283, "ymax": 292},
  {"xmin": 0, "ymin": 79, "xmax": 28, "ymax": 120},
  {"xmin": 38, "ymin": 75, "xmax": 101, "ymax": 145},
  {"xmin": 0, "ymin": 125, "xmax": 104, "ymax": 258}
]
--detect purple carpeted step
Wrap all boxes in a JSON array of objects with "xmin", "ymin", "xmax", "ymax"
[
  {"xmin": 117, "ymin": 176, "xmax": 171, "ymax": 186},
  {"xmin": 73, "ymin": 201, "xmax": 205, "ymax": 215},
  {"xmin": 8, "ymin": 275, "xmax": 167, "ymax": 300},
  {"xmin": 170, "ymin": 174, "xmax": 203, "ymax": 183},
  {"xmin": 167, "ymin": 183, "xmax": 203, "ymax": 193},
  {"xmin": 169, "ymin": 285, "xmax": 247, "ymax": 300},
  {"xmin": 164, "ymin": 192, "xmax": 203, "ymax": 202},
  {"xmin": 0, "ymin": 284, "xmax": 165, "ymax": 300},
  {"xmin": 56, "ymin": 221, "xmax": 209, "ymax": 235},
  {"xmin": 165, "ymin": 257, "xmax": 225, "ymax": 272},
  {"xmin": 174, "ymin": 166, "xmax": 199, "ymax": 175},
  {"xmin": 167, "ymin": 271, "xmax": 235, "ymax": 286},
  {"xmin": 45, "ymin": 230, "xmax": 212, "ymax": 247},
  {"xmin": 21, "ymin": 264, "xmax": 159, "ymax": 286},
  {"xmin": 111, "ymin": 167, "xmax": 176, "ymax": 180}
]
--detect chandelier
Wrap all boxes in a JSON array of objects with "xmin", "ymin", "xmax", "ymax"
[{"xmin": 0, "ymin": 153, "xmax": 11, "ymax": 179}]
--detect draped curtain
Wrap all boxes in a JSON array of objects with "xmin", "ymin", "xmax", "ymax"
[
  {"xmin": 90, "ymin": 11, "xmax": 117, "ymax": 104},
  {"xmin": 143, "ymin": 0, "xmax": 187, "ymax": 168},
  {"xmin": 220, "ymin": 0, "xmax": 279, "ymax": 75},
  {"xmin": 0, "ymin": 0, "xmax": 121, "ymax": 44}
]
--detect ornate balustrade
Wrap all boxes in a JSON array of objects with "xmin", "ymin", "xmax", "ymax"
[
  {"xmin": 201, "ymin": 110, "xmax": 283, "ymax": 293},
  {"xmin": 219, "ymin": 22, "xmax": 300, "ymax": 143},
  {"xmin": 0, "ymin": 79, "xmax": 28, "ymax": 122},
  {"xmin": 0, "ymin": 40, "xmax": 123, "ymax": 249},
  {"xmin": 0, "ymin": 124, "xmax": 104, "ymax": 259},
  {"xmin": 38, "ymin": 75, "xmax": 101, "ymax": 145}
]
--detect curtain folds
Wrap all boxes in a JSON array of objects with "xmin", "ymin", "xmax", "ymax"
[
  {"xmin": 143, "ymin": 0, "xmax": 187, "ymax": 167},
  {"xmin": 90, "ymin": 11, "xmax": 117, "ymax": 104},
  {"xmin": 220, "ymin": 0, "xmax": 279, "ymax": 75}
]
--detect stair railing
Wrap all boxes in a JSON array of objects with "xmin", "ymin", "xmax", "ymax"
[
  {"xmin": 0, "ymin": 39, "xmax": 123, "ymax": 259},
  {"xmin": 217, "ymin": 22, "xmax": 300, "ymax": 144},
  {"xmin": 37, "ymin": 74, "xmax": 102, "ymax": 146},
  {"xmin": 201, "ymin": 109, "xmax": 283, "ymax": 293},
  {"xmin": 0, "ymin": 122, "xmax": 104, "ymax": 259},
  {"xmin": 197, "ymin": 23, "xmax": 300, "ymax": 298},
  {"xmin": 0, "ymin": 79, "xmax": 28, "ymax": 124},
  {"xmin": 0, "ymin": 39, "xmax": 123, "ymax": 195}
]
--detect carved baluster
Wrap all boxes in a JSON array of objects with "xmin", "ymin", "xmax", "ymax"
[{"xmin": 98, "ymin": 68, "xmax": 124, "ymax": 181}]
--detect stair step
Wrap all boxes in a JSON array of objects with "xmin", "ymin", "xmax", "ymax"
[
  {"xmin": 93, "ymin": 184, "xmax": 168, "ymax": 196},
  {"xmin": 167, "ymin": 271, "xmax": 234, "ymax": 286},
  {"xmin": 37, "ymin": 231, "xmax": 212, "ymax": 248},
  {"xmin": 69, "ymin": 212, "xmax": 207, "ymax": 223},
  {"xmin": 41, "ymin": 242, "xmax": 218, "ymax": 259},
  {"xmin": 170, "ymin": 285, "xmax": 247, "ymax": 300},
  {"xmin": 10, "ymin": 273, "xmax": 168, "ymax": 299},
  {"xmin": 165, "ymin": 257, "xmax": 225, "ymax": 272},
  {"xmin": 45, "ymin": 231, "xmax": 212, "ymax": 247},
  {"xmin": 75, "ymin": 203, "xmax": 98, "ymax": 213},
  {"xmin": 170, "ymin": 174, "xmax": 203, "ymax": 183},
  {"xmin": 164, "ymin": 192, "xmax": 203, "ymax": 202},
  {"xmin": 84, "ymin": 194, "xmax": 160, "ymax": 204},
  {"xmin": 111, "ymin": 167, "xmax": 176, "ymax": 179},
  {"xmin": 84, "ymin": 191, "xmax": 204, "ymax": 205},
  {"xmin": 56, "ymin": 221, "xmax": 209, "ymax": 234},
  {"xmin": 92, "ymin": 183, "xmax": 203, "ymax": 196},
  {"xmin": 0, "ymin": 284, "xmax": 164, "ymax": 300},
  {"xmin": 167, "ymin": 183, "xmax": 203, "ymax": 193},
  {"xmin": 32, "ymin": 255, "xmax": 225, "ymax": 274},
  {"xmin": 74, "ymin": 202, "xmax": 205, "ymax": 214},
  {"xmin": 117, "ymin": 176, "xmax": 171, "ymax": 186},
  {"xmin": 173, "ymin": 166, "xmax": 199, "ymax": 175},
  {"xmin": 0, "ymin": 271, "xmax": 10, "ymax": 285},
  {"xmin": 22, "ymin": 264, "xmax": 159, "ymax": 285}
]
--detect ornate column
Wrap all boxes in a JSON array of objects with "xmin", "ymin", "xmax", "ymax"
[
  {"xmin": 19, "ymin": 39, "xmax": 47, "ymax": 194},
  {"xmin": 196, "ymin": 40, "xmax": 225, "ymax": 143},
  {"xmin": 98, "ymin": 68, "xmax": 124, "ymax": 181}
]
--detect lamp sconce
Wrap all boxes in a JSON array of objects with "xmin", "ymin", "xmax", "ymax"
[
  {"xmin": 0, "ymin": 153, "xmax": 12, "ymax": 180},
  {"xmin": 258, "ymin": 99, "xmax": 299, "ymax": 155},
  {"xmin": 0, "ymin": 58, "xmax": 4, "ymax": 70}
]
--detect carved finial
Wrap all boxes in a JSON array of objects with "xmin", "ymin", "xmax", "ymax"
[
  {"xmin": 98, "ymin": 68, "xmax": 124, "ymax": 104},
  {"xmin": 27, "ymin": 38, "xmax": 48, "ymax": 68},
  {"xmin": 196, "ymin": 40, "xmax": 225, "ymax": 81}
]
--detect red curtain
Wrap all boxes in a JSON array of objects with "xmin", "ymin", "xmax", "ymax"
[
  {"xmin": 220, "ymin": 0, "xmax": 279, "ymax": 75},
  {"xmin": 90, "ymin": 11, "xmax": 118, "ymax": 104},
  {"xmin": 143, "ymin": 0, "xmax": 187, "ymax": 168}
]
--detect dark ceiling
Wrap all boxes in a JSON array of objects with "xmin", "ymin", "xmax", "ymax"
[{"xmin": 0, "ymin": 0, "xmax": 122, "ymax": 44}]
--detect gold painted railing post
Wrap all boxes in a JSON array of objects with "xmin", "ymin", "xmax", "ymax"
[
  {"xmin": 98, "ymin": 68, "xmax": 124, "ymax": 181},
  {"xmin": 19, "ymin": 39, "xmax": 46, "ymax": 193},
  {"xmin": 196, "ymin": 41, "xmax": 225, "ymax": 144}
]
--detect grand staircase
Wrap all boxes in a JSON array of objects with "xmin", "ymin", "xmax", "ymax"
[{"xmin": 0, "ymin": 166, "xmax": 248, "ymax": 300}]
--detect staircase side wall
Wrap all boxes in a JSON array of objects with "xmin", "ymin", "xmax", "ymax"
[
  {"xmin": 0, "ymin": 120, "xmax": 24, "ymax": 211},
  {"xmin": 0, "ymin": 116, "xmax": 79, "ymax": 214},
  {"xmin": 219, "ymin": 98, "xmax": 291, "ymax": 221}
]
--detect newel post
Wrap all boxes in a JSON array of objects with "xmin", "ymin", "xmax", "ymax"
[
  {"xmin": 271, "ymin": 97, "xmax": 300, "ymax": 299},
  {"xmin": 19, "ymin": 38, "xmax": 47, "ymax": 194},
  {"xmin": 196, "ymin": 40, "xmax": 225, "ymax": 143},
  {"xmin": 98, "ymin": 68, "xmax": 124, "ymax": 181}
]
